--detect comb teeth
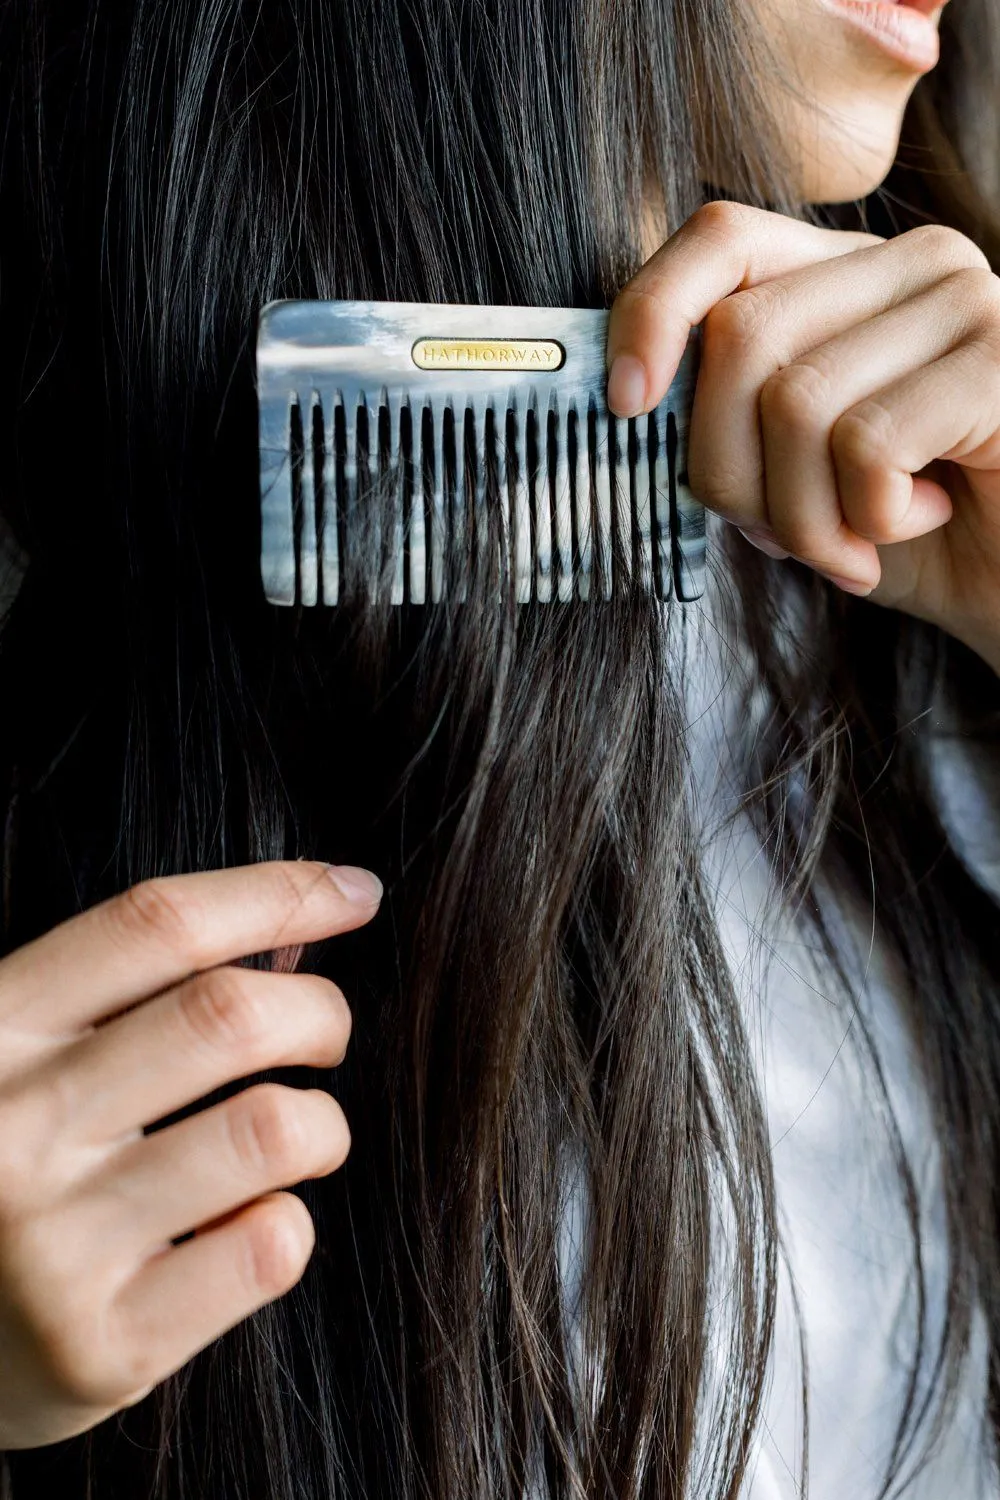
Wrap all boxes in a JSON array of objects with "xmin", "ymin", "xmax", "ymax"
[{"xmin": 258, "ymin": 300, "xmax": 705, "ymax": 607}]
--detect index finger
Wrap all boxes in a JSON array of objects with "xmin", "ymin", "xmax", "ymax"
[
  {"xmin": 606, "ymin": 201, "xmax": 884, "ymax": 417},
  {"xmin": 0, "ymin": 861, "xmax": 382, "ymax": 1035}
]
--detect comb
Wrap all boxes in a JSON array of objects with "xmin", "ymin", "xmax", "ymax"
[{"xmin": 257, "ymin": 300, "xmax": 704, "ymax": 607}]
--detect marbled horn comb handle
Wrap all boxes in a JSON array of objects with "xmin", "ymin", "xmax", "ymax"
[{"xmin": 257, "ymin": 299, "xmax": 704, "ymax": 606}]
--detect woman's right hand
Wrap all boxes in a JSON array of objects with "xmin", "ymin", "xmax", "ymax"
[{"xmin": 0, "ymin": 859, "xmax": 381, "ymax": 1450}]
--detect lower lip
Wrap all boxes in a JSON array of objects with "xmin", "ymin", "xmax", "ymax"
[{"xmin": 822, "ymin": 1, "xmax": 941, "ymax": 72}]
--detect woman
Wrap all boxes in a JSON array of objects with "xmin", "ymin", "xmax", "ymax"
[{"xmin": 0, "ymin": 0, "xmax": 998, "ymax": 1495}]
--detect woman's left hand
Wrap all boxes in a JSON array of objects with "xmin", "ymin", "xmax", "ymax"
[{"xmin": 606, "ymin": 201, "xmax": 1000, "ymax": 676}]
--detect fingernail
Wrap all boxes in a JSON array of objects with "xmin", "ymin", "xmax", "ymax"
[
  {"xmin": 736, "ymin": 527, "xmax": 791, "ymax": 560},
  {"xmin": 607, "ymin": 354, "xmax": 648, "ymax": 418},
  {"xmin": 823, "ymin": 574, "xmax": 874, "ymax": 597},
  {"xmin": 325, "ymin": 864, "xmax": 383, "ymax": 903}
]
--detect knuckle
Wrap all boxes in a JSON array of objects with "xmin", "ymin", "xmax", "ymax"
[
  {"xmin": 112, "ymin": 878, "xmax": 201, "ymax": 956},
  {"xmin": 942, "ymin": 265, "xmax": 1000, "ymax": 322},
  {"xmin": 2, "ymin": 1206, "xmax": 87, "ymax": 1300},
  {"xmin": 0, "ymin": 1218, "xmax": 120, "ymax": 1403},
  {"xmin": 691, "ymin": 199, "xmax": 752, "ymax": 239},
  {"xmin": 264, "ymin": 862, "xmax": 331, "ymax": 947},
  {"xmin": 270, "ymin": 860, "xmax": 316, "ymax": 915},
  {"xmin": 703, "ymin": 286, "xmax": 772, "ymax": 357},
  {"xmin": 906, "ymin": 221, "xmax": 990, "ymax": 272},
  {"xmin": 614, "ymin": 283, "xmax": 673, "ymax": 334},
  {"xmin": 759, "ymin": 362, "xmax": 833, "ymax": 432},
  {"xmin": 831, "ymin": 401, "xmax": 894, "ymax": 469},
  {"xmin": 231, "ymin": 1085, "xmax": 307, "ymax": 1180},
  {"xmin": 975, "ymin": 319, "xmax": 1000, "ymax": 365},
  {"xmin": 0, "ymin": 1085, "xmax": 70, "ymax": 1205},
  {"xmin": 240, "ymin": 1195, "xmax": 314, "ymax": 1298},
  {"xmin": 178, "ymin": 968, "xmax": 266, "ymax": 1060}
]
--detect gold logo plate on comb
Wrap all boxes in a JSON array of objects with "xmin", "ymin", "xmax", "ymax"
[{"xmin": 411, "ymin": 338, "xmax": 565, "ymax": 372}]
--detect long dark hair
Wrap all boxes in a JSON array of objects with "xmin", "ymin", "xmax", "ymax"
[{"xmin": 1, "ymin": 2, "xmax": 999, "ymax": 1496}]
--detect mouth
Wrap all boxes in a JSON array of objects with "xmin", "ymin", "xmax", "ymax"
[
  {"xmin": 821, "ymin": 0, "xmax": 946, "ymax": 70},
  {"xmin": 880, "ymin": 0, "xmax": 946, "ymax": 12}
]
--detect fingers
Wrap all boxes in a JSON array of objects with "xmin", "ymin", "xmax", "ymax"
[
  {"xmin": 605, "ymin": 209, "xmax": 993, "ymax": 587},
  {"xmin": 0, "ymin": 862, "xmax": 374, "ymax": 1449},
  {"xmin": 832, "ymin": 340, "xmax": 1000, "ymax": 553},
  {"xmin": 609, "ymin": 206, "xmax": 999, "ymax": 594},
  {"xmin": 0, "ymin": 860, "xmax": 381, "ymax": 1038},
  {"xmin": 754, "ymin": 273, "xmax": 992, "ymax": 584},
  {"xmin": 93, "ymin": 1192, "xmax": 317, "ymax": 1415},
  {"xmin": 34, "ymin": 966, "xmax": 353, "ymax": 1147},
  {"xmin": 84, "ymin": 1083, "xmax": 349, "ymax": 1255},
  {"xmin": 687, "ymin": 227, "xmax": 989, "ymax": 529},
  {"xmin": 605, "ymin": 200, "xmax": 885, "ymax": 416}
]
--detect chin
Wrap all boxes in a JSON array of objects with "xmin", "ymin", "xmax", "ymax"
[
  {"xmin": 791, "ymin": 96, "xmax": 909, "ymax": 203},
  {"xmin": 798, "ymin": 141, "xmax": 899, "ymax": 202}
]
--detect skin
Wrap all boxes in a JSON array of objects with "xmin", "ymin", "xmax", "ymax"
[
  {"xmin": 616, "ymin": 1, "xmax": 1000, "ymax": 678},
  {"xmin": 0, "ymin": 863, "xmax": 379, "ymax": 1447},
  {"xmin": 740, "ymin": 0, "xmax": 947, "ymax": 205},
  {"xmin": 0, "ymin": 0, "xmax": 994, "ymax": 1461}
]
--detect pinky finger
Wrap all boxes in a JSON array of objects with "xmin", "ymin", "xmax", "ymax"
[
  {"xmin": 832, "ymin": 343, "xmax": 1000, "ymax": 544},
  {"xmin": 111, "ymin": 1192, "xmax": 315, "ymax": 1394},
  {"xmin": 842, "ymin": 465, "xmax": 954, "ymax": 546}
]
